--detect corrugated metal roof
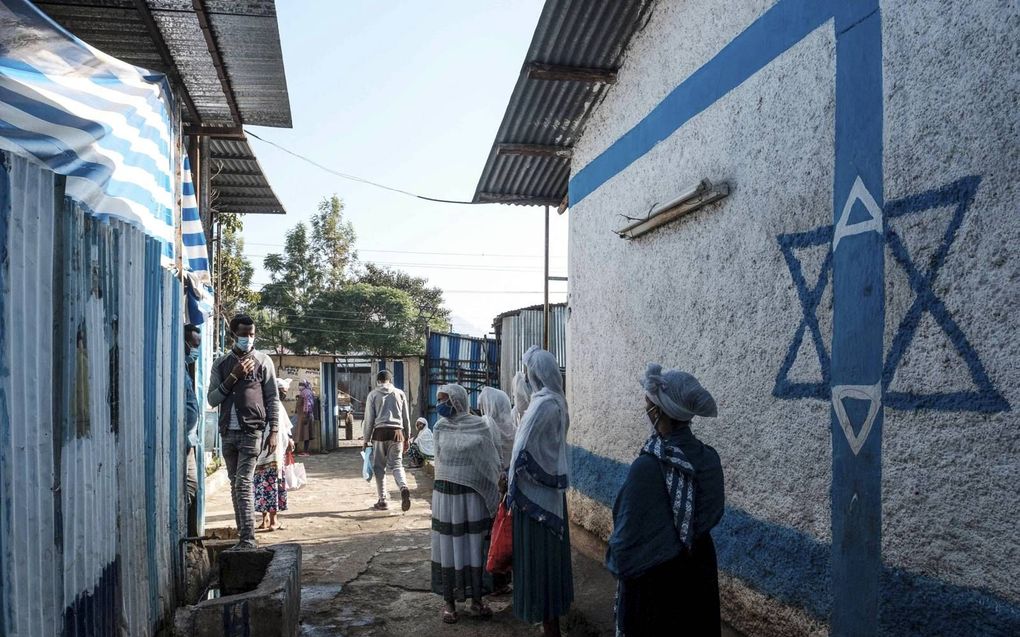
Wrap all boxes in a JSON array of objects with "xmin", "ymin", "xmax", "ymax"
[
  {"xmin": 208, "ymin": 137, "xmax": 285, "ymax": 214},
  {"xmin": 36, "ymin": 0, "xmax": 292, "ymax": 127},
  {"xmin": 473, "ymin": 0, "xmax": 656, "ymax": 206}
]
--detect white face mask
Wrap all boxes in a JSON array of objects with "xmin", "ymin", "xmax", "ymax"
[{"xmin": 235, "ymin": 335, "xmax": 254, "ymax": 352}]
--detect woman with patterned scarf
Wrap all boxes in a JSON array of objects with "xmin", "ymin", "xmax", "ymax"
[
  {"xmin": 430, "ymin": 383, "xmax": 502, "ymax": 624},
  {"xmin": 507, "ymin": 346, "xmax": 573, "ymax": 637},
  {"xmin": 607, "ymin": 363, "xmax": 724, "ymax": 636}
]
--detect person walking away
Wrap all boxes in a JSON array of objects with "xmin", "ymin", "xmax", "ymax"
[
  {"xmin": 607, "ymin": 364, "xmax": 723, "ymax": 636},
  {"xmin": 431, "ymin": 384, "xmax": 501, "ymax": 623},
  {"xmin": 255, "ymin": 378, "xmax": 295, "ymax": 531},
  {"xmin": 184, "ymin": 324, "xmax": 202, "ymax": 536},
  {"xmin": 506, "ymin": 346, "xmax": 573, "ymax": 637},
  {"xmin": 511, "ymin": 370, "xmax": 532, "ymax": 426},
  {"xmin": 479, "ymin": 387, "xmax": 516, "ymax": 471},
  {"xmin": 207, "ymin": 314, "xmax": 279, "ymax": 550},
  {"xmin": 295, "ymin": 380, "xmax": 316, "ymax": 456},
  {"xmin": 363, "ymin": 370, "xmax": 412, "ymax": 511}
]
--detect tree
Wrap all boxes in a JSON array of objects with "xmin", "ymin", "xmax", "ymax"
[
  {"xmin": 310, "ymin": 195, "xmax": 357, "ymax": 291},
  {"xmin": 358, "ymin": 263, "xmax": 452, "ymax": 333},
  {"xmin": 258, "ymin": 195, "xmax": 358, "ymax": 353},
  {"xmin": 215, "ymin": 214, "xmax": 259, "ymax": 320},
  {"xmin": 302, "ymin": 284, "xmax": 418, "ymax": 356}
]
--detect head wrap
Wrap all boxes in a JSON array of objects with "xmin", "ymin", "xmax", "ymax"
[
  {"xmin": 479, "ymin": 387, "xmax": 516, "ymax": 469},
  {"xmin": 511, "ymin": 370, "xmax": 532, "ymax": 423},
  {"xmin": 276, "ymin": 378, "xmax": 293, "ymax": 392},
  {"xmin": 415, "ymin": 417, "xmax": 429, "ymax": 428},
  {"xmin": 642, "ymin": 363, "xmax": 717, "ymax": 422},
  {"xmin": 433, "ymin": 383, "xmax": 502, "ymax": 516},
  {"xmin": 508, "ymin": 346, "xmax": 570, "ymax": 536}
]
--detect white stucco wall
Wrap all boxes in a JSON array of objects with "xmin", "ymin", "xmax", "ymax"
[{"xmin": 565, "ymin": 0, "xmax": 1018, "ymax": 634}]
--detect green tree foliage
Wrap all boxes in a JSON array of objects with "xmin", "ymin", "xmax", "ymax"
[
  {"xmin": 255, "ymin": 194, "xmax": 442, "ymax": 355},
  {"xmin": 215, "ymin": 214, "xmax": 259, "ymax": 319},
  {"xmin": 358, "ymin": 263, "xmax": 452, "ymax": 333},
  {"xmin": 303, "ymin": 284, "xmax": 418, "ymax": 356}
]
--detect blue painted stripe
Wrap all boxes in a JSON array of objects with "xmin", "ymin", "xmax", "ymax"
[
  {"xmin": 568, "ymin": 0, "xmax": 838, "ymax": 205},
  {"xmin": 143, "ymin": 238, "xmax": 160, "ymax": 622},
  {"xmin": 0, "ymin": 153, "xmax": 11, "ymax": 635},
  {"xmin": 569, "ymin": 445, "xmax": 1020, "ymax": 634}
]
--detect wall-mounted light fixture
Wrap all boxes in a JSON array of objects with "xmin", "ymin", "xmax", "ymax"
[{"xmin": 615, "ymin": 179, "xmax": 730, "ymax": 240}]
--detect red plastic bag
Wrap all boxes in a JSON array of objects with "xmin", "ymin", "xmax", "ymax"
[{"xmin": 486, "ymin": 498, "xmax": 513, "ymax": 574}]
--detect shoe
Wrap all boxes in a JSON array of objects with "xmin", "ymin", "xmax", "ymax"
[
  {"xmin": 229, "ymin": 539, "xmax": 258, "ymax": 551},
  {"xmin": 401, "ymin": 488, "xmax": 411, "ymax": 512},
  {"xmin": 372, "ymin": 500, "xmax": 389, "ymax": 511}
]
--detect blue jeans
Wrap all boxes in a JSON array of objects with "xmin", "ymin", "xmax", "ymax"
[{"xmin": 222, "ymin": 429, "xmax": 263, "ymax": 544}]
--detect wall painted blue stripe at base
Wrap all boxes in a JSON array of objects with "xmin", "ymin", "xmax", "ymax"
[{"xmin": 569, "ymin": 445, "xmax": 1020, "ymax": 635}]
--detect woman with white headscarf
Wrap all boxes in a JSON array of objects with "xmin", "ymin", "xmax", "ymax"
[
  {"xmin": 511, "ymin": 370, "xmax": 532, "ymax": 426},
  {"xmin": 606, "ymin": 363, "xmax": 723, "ymax": 636},
  {"xmin": 479, "ymin": 387, "xmax": 515, "ymax": 471},
  {"xmin": 430, "ymin": 384, "xmax": 502, "ymax": 623},
  {"xmin": 507, "ymin": 346, "xmax": 572, "ymax": 637},
  {"xmin": 254, "ymin": 378, "xmax": 295, "ymax": 531}
]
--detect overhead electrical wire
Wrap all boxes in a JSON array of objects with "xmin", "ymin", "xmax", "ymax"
[
  {"xmin": 243, "ymin": 243, "xmax": 567, "ymax": 260},
  {"xmin": 246, "ymin": 129, "xmax": 480, "ymax": 205}
]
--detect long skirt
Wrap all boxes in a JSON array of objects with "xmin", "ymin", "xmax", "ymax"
[
  {"xmin": 512, "ymin": 499, "xmax": 574, "ymax": 623},
  {"xmin": 253, "ymin": 464, "xmax": 288, "ymax": 513},
  {"xmin": 616, "ymin": 533, "xmax": 720, "ymax": 636},
  {"xmin": 295, "ymin": 411, "xmax": 315, "ymax": 442},
  {"xmin": 430, "ymin": 480, "xmax": 493, "ymax": 603}
]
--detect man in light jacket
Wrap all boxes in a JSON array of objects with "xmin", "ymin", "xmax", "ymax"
[{"xmin": 363, "ymin": 369, "xmax": 412, "ymax": 511}]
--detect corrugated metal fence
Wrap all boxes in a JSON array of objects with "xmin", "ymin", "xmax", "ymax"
[
  {"xmin": 497, "ymin": 304, "xmax": 567, "ymax": 392},
  {"xmin": 0, "ymin": 152, "xmax": 186, "ymax": 635},
  {"xmin": 424, "ymin": 332, "xmax": 499, "ymax": 426}
]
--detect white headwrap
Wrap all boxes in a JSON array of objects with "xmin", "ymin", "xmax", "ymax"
[
  {"xmin": 479, "ymin": 387, "xmax": 516, "ymax": 470},
  {"xmin": 508, "ymin": 346, "xmax": 570, "ymax": 535},
  {"xmin": 511, "ymin": 370, "xmax": 532, "ymax": 425},
  {"xmin": 433, "ymin": 384, "xmax": 502, "ymax": 516},
  {"xmin": 642, "ymin": 363, "xmax": 717, "ymax": 421}
]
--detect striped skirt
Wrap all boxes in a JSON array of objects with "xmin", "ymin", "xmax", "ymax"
[{"xmin": 431, "ymin": 480, "xmax": 494, "ymax": 602}]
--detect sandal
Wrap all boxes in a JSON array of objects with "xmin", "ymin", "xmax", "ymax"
[
  {"xmin": 442, "ymin": 609, "xmax": 458, "ymax": 624},
  {"xmin": 469, "ymin": 602, "xmax": 493, "ymax": 619}
]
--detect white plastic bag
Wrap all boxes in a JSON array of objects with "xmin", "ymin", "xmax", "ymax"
[
  {"xmin": 284, "ymin": 462, "xmax": 307, "ymax": 490},
  {"xmin": 361, "ymin": 447, "xmax": 374, "ymax": 481}
]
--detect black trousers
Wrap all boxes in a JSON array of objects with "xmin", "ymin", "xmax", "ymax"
[{"xmin": 617, "ymin": 533, "xmax": 721, "ymax": 637}]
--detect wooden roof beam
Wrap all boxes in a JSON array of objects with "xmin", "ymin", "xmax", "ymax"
[
  {"xmin": 132, "ymin": 0, "xmax": 200, "ymax": 123},
  {"xmin": 192, "ymin": 0, "xmax": 243, "ymax": 126},
  {"xmin": 496, "ymin": 143, "xmax": 572, "ymax": 159},
  {"xmin": 525, "ymin": 62, "xmax": 617, "ymax": 84}
]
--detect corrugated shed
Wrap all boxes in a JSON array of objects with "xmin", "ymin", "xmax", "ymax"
[
  {"xmin": 208, "ymin": 137, "xmax": 286, "ymax": 214},
  {"xmin": 37, "ymin": 0, "xmax": 292, "ymax": 127},
  {"xmin": 0, "ymin": 152, "xmax": 186, "ymax": 636},
  {"xmin": 494, "ymin": 304, "xmax": 567, "ymax": 392},
  {"xmin": 424, "ymin": 333, "xmax": 499, "ymax": 427},
  {"xmin": 473, "ymin": 0, "xmax": 656, "ymax": 205}
]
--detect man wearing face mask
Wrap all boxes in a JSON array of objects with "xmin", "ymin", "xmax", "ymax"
[
  {"xmin": 363, "ymin": 369, "xmax": 412, "ymax": 511},
  {"xmin": 208, "ymin": 314, "xmax": 280, "ymax": 549},
  {"xmin": 184, "ymin": 324, "xmax": 202, "ymax": 536}
]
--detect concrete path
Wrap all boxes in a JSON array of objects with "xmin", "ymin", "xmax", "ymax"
[{"xmin": 205, "ymin": 447, "xmax": 537, "ymax": 636}]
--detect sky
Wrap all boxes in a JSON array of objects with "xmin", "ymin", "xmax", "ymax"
[{"xmin": 242, "ymin": 1, "xmax": 569, "ymax": 337}]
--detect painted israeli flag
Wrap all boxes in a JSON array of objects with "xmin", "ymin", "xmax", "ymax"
[{"xmin": 0, "ymin": 0, "xmax": 175, "ymax": 261}]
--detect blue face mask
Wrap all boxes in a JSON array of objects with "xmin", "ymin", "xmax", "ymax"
[
  {"xmin": 436, "ymin": 401, "xmax": 455, "ymax": 418},
  {"xmin": 186, "ymin": 349, "xmax": 199, "ymax": 365},
  {"xmin": 235, "ymin": 335, "xmax": 254, "ymax": 352}
]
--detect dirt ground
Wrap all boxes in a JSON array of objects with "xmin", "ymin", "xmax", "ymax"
[{"xmin": 205, "ymin": 445, "xmax": 540, "ymax": 636}]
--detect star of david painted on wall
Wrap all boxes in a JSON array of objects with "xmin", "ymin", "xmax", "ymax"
[{"xmin": 773, "ymin": 175, "xmax": 1010, "ymax": 413}]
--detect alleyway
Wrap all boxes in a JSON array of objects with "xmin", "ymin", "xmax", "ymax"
[{"xmin": 205, "ymin": 447, "xmax": 539, "ymax": 636}]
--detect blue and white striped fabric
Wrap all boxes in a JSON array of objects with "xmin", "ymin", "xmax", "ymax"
[
  {"xmin": 181, "ymin": 155, "xmax": 210, "ymax": 282},
  {"xmin": 0, "ymin": 0, "xmax": 175, "ymax": 261}
]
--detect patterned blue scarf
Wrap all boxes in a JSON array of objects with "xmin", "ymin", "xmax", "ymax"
[{"xmin": 640, "ymin": 433, "xmax": 696, "ymax": 548}]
